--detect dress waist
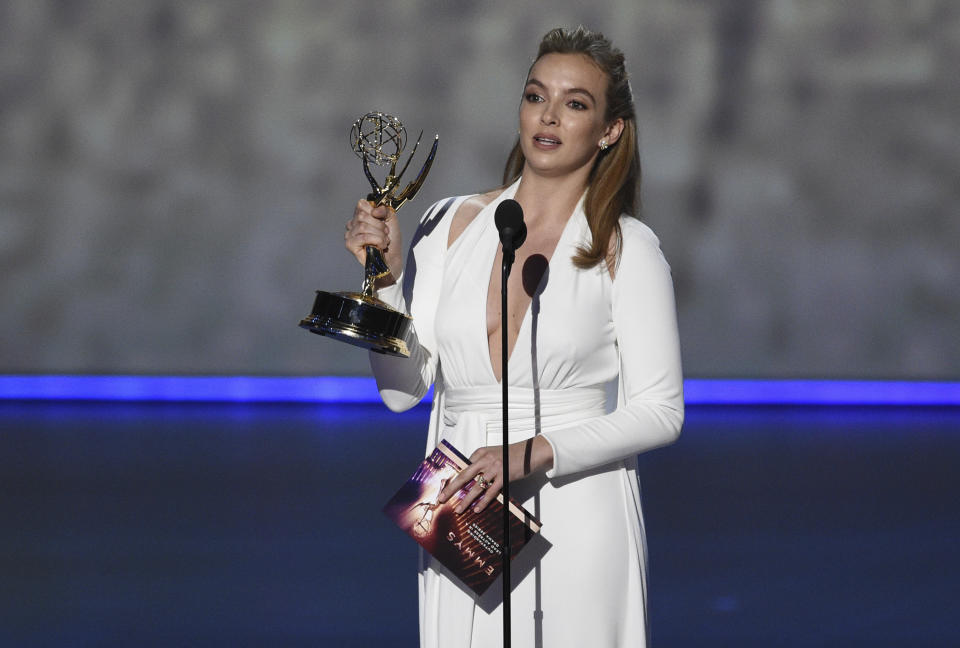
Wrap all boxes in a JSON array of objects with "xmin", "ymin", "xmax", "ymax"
[{"xmin": 441, "ymin": 385, "xmax": 608, "ymax": 454}]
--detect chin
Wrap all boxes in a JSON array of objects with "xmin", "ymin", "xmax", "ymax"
[{"xmin": 523, "ymin": 155, "xmax": 594, "ymax": 180}]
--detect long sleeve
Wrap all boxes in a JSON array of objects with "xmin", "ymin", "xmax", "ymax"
[
  {"xmin": 368, "ymin": 197, "xmax": 462, "ymax": 412},
  {"xmin": 541, "ymin": 219, "xmax": 684, "ymax": 478}
]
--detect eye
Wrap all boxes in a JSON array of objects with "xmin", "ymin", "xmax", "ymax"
[
  {"xmin": 568, "ymin": 99, "xmax": 588, "ymax": 111},
  {"xmin": 524, "ymin": 92, "xmax": 544, "ymax": 103}
]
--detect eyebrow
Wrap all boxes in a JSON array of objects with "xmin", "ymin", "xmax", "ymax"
[{"xmin": 525, "ymin": 78, "xmax": 597, "ymax": 105}]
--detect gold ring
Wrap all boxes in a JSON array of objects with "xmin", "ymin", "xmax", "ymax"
[{"xmin": 475, "ymin": 473, "xmax": 489, "ymax": 490}]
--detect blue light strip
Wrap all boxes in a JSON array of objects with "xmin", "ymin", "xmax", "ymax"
[
  {"xmin": 682, "ymin": 379, "xmax": 960, "ymax": 406},
  {"xmin": 1, "ymin": 376, "xmax": 958, "ymax": 406},
  {"xmin": 0, "ymin": 375, "xmax": 385, "ymax": 403}
]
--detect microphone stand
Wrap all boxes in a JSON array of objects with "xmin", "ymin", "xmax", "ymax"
[
  {"xmin": 501, "ymin": 247, "xmax": 514, "ymax": 648},
  {"xmin": 494, "ymin": 199, "xmax": 524, "ymax": 648}
]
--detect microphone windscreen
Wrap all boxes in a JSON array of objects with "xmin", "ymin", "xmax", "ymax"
[{"xmin": 495, "ymin": 199, "xmax": 527, "ymax": 250}]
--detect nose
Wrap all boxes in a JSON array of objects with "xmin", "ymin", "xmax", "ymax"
[{"xmin": 539, "ymin": 100, "xmax": 559, "ymax": 126}]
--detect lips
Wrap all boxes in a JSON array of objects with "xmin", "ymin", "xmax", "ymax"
[{"xmin": 533, "ymin": 133, "xmax": 561, "ymax": 147}]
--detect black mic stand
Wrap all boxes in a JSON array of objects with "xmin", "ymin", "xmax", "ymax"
[
  {"xmin": 494, "ymin": 198, "xmax": 524, "ymax": 648},
  {"xmin": 500, "ymin": 244, "xmax": 514, "ymax": 648}
]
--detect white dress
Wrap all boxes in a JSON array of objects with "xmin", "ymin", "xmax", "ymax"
[{"xmin": 370, "ymin": 180, "xmax": 684, "ymax": 647}]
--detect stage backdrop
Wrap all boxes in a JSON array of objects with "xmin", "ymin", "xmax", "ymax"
[{"xmin": 1, "ymin": 1, "xmax": 957, "ymax": 379}]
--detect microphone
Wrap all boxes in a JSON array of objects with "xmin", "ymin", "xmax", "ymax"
[{"xmin": 495, "ymin": 199, "xmax": 527, "ymax": 268}]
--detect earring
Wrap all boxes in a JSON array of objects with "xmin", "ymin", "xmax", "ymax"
[{"xmin": 599, "ymin": 140, "xmax": 608, "ymax": 151}]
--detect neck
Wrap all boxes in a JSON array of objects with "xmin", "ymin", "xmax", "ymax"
[{"xmin": 513, "ymin": 170, "xmax": 589, "ymax": 227}]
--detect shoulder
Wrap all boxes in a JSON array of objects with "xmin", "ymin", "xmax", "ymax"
[
  {"xmin": 619, "ymin": 216, "xmax": 663, "ymax": 251},
  {"xmin": 448, "ymin": 189, "xmax": 500, "ymax": 247},
  {"xmin": 612, "ymin": 216, "xmax": 671, "ymax": 280}
]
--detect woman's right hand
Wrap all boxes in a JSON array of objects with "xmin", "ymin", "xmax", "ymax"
[{"xmin": 344, "ymin": 200, "xmax": 403, "ymax": 281}]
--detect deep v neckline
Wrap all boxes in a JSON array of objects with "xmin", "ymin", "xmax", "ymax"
[{"xmin": 482, "ymin": 202, "xmax": 580, "ymax": 384}]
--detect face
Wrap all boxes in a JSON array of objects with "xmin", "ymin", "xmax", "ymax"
[{"xmin": 518, "ymin": 53, "xmax": 624, "ymax": 180}]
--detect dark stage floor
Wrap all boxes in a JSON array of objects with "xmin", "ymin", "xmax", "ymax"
[{"xmin": 1, "ymin": 401, "xmax": 958, "ymax": 647}]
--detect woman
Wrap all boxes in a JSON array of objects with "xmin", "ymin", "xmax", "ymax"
[{"xmin": 345, "ymin": 26, "xmax": 683, "ymax": 647}]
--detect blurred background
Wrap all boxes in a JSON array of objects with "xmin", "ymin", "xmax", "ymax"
[{"xmin": 2, "ymin": 0, "xmax": 957, "ymax": 380}]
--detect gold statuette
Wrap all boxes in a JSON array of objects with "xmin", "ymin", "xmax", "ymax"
[{"xmin": 299, "ymin": 111, "xmax": 438, "ymax": 356}]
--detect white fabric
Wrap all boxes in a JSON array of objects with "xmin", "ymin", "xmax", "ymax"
[{"xmin": 370, "ymin": 180, "xmax": 684, "ymax": 647}]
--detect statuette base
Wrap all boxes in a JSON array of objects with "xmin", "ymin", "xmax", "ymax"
[{"xmin": 299, "ymin": 290, "xmax": 411, "ymax": 357}]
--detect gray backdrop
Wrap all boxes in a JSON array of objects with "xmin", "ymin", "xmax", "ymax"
[{"xmin": 2, "ymin": 0, "xmax": 957, "ymax": 379}]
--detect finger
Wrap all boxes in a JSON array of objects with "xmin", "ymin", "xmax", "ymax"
[
  {"xmin": 355, "ymin": 199, "xmax": 375, "ymax": 216},
  {"xmin": 452, "ymin": 450, "xmax": 500, "ymax": 501},
  {"xmin": 453, "ymin": 468, "xmax": 502, "ymax": 514},
  {"xmin": 345, "ymin": 234, "xmax": 389, "ymax": 258},
  {"xmin": 453, "ymin": 477, "xmax": 486, "ymax": 514},
  {"xmin": 471, "ymin": 474, "xmax": 503, "ymax": 513},
  {"xmin": 441, "ymin": 457, "xmax": 493, "ymax": 504},
  {"xmin": 347, "ymin": 220, "xmax": 389, "ymax": 242},
  {"xmin": 439, "ymin": 465, "xmax": 477, "ymax": 503},
  {"xmin": 346, "ymin": 221, "xmax": 390, "ymax": 247},
  {"xmin": 371, "ymin": 204, "xmax": 395, "ymax": 221},
  {"xmin": 347, "ymin": 203, "xmax": 380, "ymax": 238},
  {"xmin": 352, "ymin": 210, "xmax": 387, "ymax": 230}
]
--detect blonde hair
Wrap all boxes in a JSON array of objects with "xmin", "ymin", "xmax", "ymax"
[{"xmin": 503, "ymin": 26, "xmax": 641, "ymax": 269}]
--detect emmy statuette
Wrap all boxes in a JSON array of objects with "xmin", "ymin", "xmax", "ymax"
[{"xmin": 299, "ymin": 112, "xmax": 438, "ymax": 357}]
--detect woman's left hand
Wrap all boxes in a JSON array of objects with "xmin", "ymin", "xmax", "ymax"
[{"xmin": 438, "ymin": 436, "xmax": 554, "ymax": 514}]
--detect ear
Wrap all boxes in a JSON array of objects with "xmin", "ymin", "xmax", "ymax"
[{"xmin": 602, "ymin": 118, "xmax": 625, "ymax": 147}]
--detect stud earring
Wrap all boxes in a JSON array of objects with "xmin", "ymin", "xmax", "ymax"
[{"xmin": 599, "ymin": 140, "xmax": 608, "ymax": 151}]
